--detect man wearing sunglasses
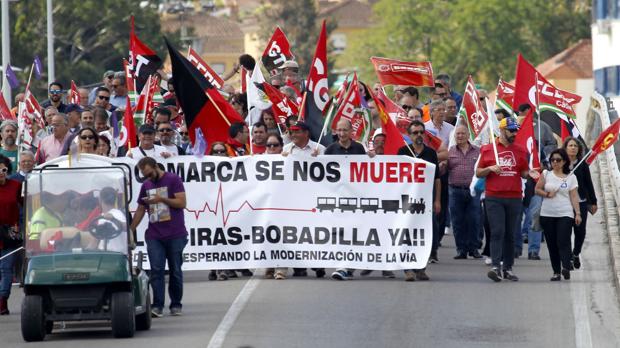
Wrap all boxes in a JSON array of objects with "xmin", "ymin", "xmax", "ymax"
[
  {"xmin": 93, "ymin": 86, "xmax": 117, "ymax": 112},
  {"xmin": 41, "ymin": 82, "xmax": 68, "ymax": 114},
  {"xmin": 155, "ymin": 121, "xmax": 185, "ymax": 156}
]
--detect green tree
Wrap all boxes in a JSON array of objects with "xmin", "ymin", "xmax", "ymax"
[
  {"xmin": 341, "ymin": 0, "xmax": 591, "ymax": 92},
  {"xmin": 4, "ymin": 0, "xmax": 180, "ymax": 97},
  {"xmin": 257, "ymin": 0, "xmax": 337, "ymax": 80}
]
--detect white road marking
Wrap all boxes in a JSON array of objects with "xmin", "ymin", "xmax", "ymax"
[
  {"xmin": 571, "ymin": 265, "xmax": 593, "ymax": 348},
  {"xmin": 206, "ymin": 275, "xmax": 261, "ymax": 348}
]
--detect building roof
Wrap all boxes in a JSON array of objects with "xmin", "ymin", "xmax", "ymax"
[
  {"xmin": 161, "ymin": 13, "xmax": 244, "ymax": 55},
  {"xmin": 318, "ymin": 0, "xmax": 374, "ymax": 28},
  {"xmin": 536, "ymin": 39, "xmax": 592, "ymax": 79}
]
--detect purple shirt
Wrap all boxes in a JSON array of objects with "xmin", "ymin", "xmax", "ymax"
[
  {"xmin": 138, "ymin": 172, "xmax": 188, "ymax": 240},
  {"xmin": 448, "ymin": 143, "xmax": 480, "ymax": 187}
]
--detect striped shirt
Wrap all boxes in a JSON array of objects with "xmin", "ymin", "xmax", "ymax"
[{"xmin": 448, "ymin": 143, "xmax": 480, "ymax": 187}]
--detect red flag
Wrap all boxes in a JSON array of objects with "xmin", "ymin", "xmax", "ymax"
[
  {"xmin": 302, "ymin": 20, "xmax": 329, "ymax": 143},
  {"xmin": 424, "ymin": 130, "xmax": 443, "ymax": 152},
  {"xmin": 166, "ymin": 39, "xmax": 243, "ymax": 145},
  {"xmin": 240, "ymin": 67, "xmax": 248, "ymax": 93},
  {"xmin": 587, "ymin": 118, "xmax": 620, "ymax": 164},
  {"xmin": 187, "ymin": 46, "xmax": 225, "ymax": 89},
  {"xmin": 375, "ymin": 87, "xmax": 409, "ymax": 135},
  {"xmin": 69, "ymin": 80, "xmax": 81, "ymax": 105},
  {"xmin": 514, "ymin": 108, "xmax": 541, "ymax": 170},
  {"xmin": 513, "ymin": 54, "xmax": 581, "ymax": 118},
  {"xmin": 261, "ymin": 27, "xmax": 295, "ymax": 72},
  {"xmin": 145, "ymin": 74, "xmax": 161, "ymax": 124},
  {"xmin": 370, "ymin": 57, "xmax": 434, "ymax": 87},
  {"xmin": 123, "ymin": 58, "xmax": 137, "ymax": 103},
  {"xmin": 24, "ymin": 89, "xmax": 45, "ymax": 129},
  {"xmin": 121, "ymin": 96, "xmax": 137, "ymax": 149},
  {"xmin": 368, "ymin": 87, "xmax": 404, "ymax": 155},
  {"xmin": 459, "ymin": 76, "xmax": 489, "ymax": 140},
  {"xmin": 261, "ymin": 82, "xmax": 298, "ymax": 125},
  {"xmin": 495, "ymin": 78, "xmax": 515, "ymax": 112},
  {"xmin": 0, "ymin": 93, "xmax": 14, "ymax": 120},
  {"xmin": 329, "ymin": 73, "xmax": 369, "ymax": 141},
  {"xmin": 129, "ymin": 16, "xmax": 162, "ymax": 93}
]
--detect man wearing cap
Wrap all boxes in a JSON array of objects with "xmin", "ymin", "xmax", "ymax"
[
  {"xmin": 41, "ymin": 82, "xmax": 68, "ymax": 114},
  {"xmin": 89, "ymin": 70, "xmax": 115, "ymax": 105},
  {"xmin": 279, "ymin": 61, "xmax": 302, "ymax": 102},
  {"xmin": 282, "ymin": 121, "xmax": 325, "ymax": 157},
  {"xmin": 128, "ymin": 124, "xmax": 171, "ymax": 161},
  {"xmin": 476, "ymin": 117, "xmax": 534, "ymax": 282},
  {"xmin": 65, "ymin": 104, "xmax": 83, "ymax": 133},
  {"xmin": 0, "ymin": 120, "xmax": 18, "ymax": 174}
]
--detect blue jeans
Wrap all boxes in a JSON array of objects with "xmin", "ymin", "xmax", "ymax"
[
  {"xmin": 449, "ymin": 187, "xmax": 481, "ymax": 254},
  {"xmin": 0, "ymin": 248, "xmax": 18, "ymax": 298},
  {"xmin": 147, "ymin": 237, "xmax": 187, "ymax": 310},
  {"xmin": 522, "ymin": 195, "xmax": 542, "ymax": 254}
]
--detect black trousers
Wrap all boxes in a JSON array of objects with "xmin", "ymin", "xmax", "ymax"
[
  {"xmin": 540, "ymin": 216, "xmax": 574, "ymax": 274},
  {"xmin": 572, "ymin": 201, "xmax": 589, "ymax": 256}
]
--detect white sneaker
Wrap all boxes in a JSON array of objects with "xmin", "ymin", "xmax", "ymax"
[
  {"xmin": 444, "ymin": 226, "xmax": 452, "ymax": 235},
  {"xmin": 484, "ymin": 256, "xmax": 492, "ymax": 265}
]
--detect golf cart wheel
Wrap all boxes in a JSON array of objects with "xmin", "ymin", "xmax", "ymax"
[
  {"xmin": 135, "ymin": 289, "xmax": 151, "ymax": 331},
  {"xmin": 111, "ymin": 292, "xmax": 135, "ymax": 338},
  {"xmin": 21, "ymin": 295, "xmax": 46, "ymax": 342}
]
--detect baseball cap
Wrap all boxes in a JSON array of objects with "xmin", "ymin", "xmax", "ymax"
[
  {"xmin": 65, "ymin": 104, "xmax": 83, "ymax": 113},
  {"xmin": 139, "ymin": 124, "xmax": 156, "ymax": 134},
  {"xmin": 279, "ymin": 60, "xmax": 299, "ymax": 70},
  {"xmin": 499, "ymin": 117, "xmax": 519, "ymax": 131},
  {"xmin": 289, "ymin": 121, "xmax": 310, "ymax": 132}
]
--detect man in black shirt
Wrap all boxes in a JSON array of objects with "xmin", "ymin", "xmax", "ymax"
[
  {"xmin": 398, "ymin": 120, "xmax": 441, "ymax": 281},
  {"xmin": 325, "ymin": 119, "xmax": 367, "ymax": 155}
]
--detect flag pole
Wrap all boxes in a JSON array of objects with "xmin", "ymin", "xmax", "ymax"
[
  {"xmin": 314, "ymin": 100, "xmax": 334, "ymax": 150},
  {"xmin": 25, "ymin": 62, "xmax": 35, "ymax": 91},
  {"xmin": 476, "ymin": 87, "xmax": 498, "ymax": 165},
  {"xmin": 568, "ymin": 149, "xmax": 593, "ymax": 177},
  {"xmin": 535, "ymin": 72, "xmax": 542, "ymax": 164}
]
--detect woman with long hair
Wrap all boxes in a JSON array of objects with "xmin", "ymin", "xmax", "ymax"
[
  {"xmin": 76, "ymin": 127, "xmax": 99, "ymax": 155},
  {"xmin": 535, "ymin": 148, "xmax": 581, "ymax": 281},
  {"xmin": 562, "ymin": 137, "xmax": 597, "ymax": 269}
]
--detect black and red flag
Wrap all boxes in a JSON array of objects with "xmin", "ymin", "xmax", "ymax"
[
  {"xmin": 587, "ymin": 118, "xmax": 620, "ymax": 164},
  {"xmin": 261, "ymin": 27, "xmax": 295, "ymax": 73},
  {"xmin": 129, "ymin": 16, "xmax": 162, "ymax": 94},
  {"xmin": 166, "ymin": 39, "xmax": 243, "ymax": 145},
  {"xmin": 301, "ymin": 20, "xmax": 330, "ymax": 145}
]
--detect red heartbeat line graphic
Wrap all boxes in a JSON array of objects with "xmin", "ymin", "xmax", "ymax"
[{"xmin": 186, "ymin": 183, "xmax": 316, "ymax": 226}]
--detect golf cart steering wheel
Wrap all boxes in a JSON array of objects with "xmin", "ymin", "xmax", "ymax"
[{"xmin": 87, "ymin": 216, "xmax": 123, "ymax": 242}]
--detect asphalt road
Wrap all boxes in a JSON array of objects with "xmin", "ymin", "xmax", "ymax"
[{"xmin": 2, "ymin": 211, "xmax": 620, "ymax": 348}]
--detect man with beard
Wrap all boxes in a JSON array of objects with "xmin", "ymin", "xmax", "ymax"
[
  {"xmin": 130, "ymin": 157, "xmax": 188, "ymax": 318},
  {"xmin": 0, "ymin": 121, "xmax": 18, "ymax": 174},
  {"xmin": 476, "ymin": 117, "xmax": 533, "ymax": 282},
  {"xmin": 398, "ymin": 120, "xmax": 441, "ymax": 281},
  {"xmin": 41, "ymin": 82, "xmax": 68, "ymax": 113}
]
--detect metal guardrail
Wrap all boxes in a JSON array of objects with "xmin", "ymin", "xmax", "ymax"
[{"xmin": 586, "ymin": 91, "xmax": 620, "ymax": 292}]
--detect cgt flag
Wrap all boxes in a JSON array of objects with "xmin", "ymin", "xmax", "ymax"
[
  {"xmin": 302, "ymin": 20, "xmax": 330, "ymax": 144},
  {"xmin": 329, "ymin": 73, "xmax": 371, "ymax": 142},
  {"xmin": 261, "ymin": 82, "xmax": 298, "ymax": 125},
  {"xmin": 495, "ymin": 78, "xmax": 515, "ymax": 115},
  {"xmin": 187, "ymin": 46, "xmax": 225, "ymax": 89},
  {"xmin": 459, "ymin": 76, "xmax": 489, "ymax": 141},
  {"xmin": 370, "ymin": 57, "xmax": 434, "ymax": 87},
  {"xmin": 587, "ymin": 118, "xmax": 620, "ymax": 164},
  {"xmin": 261, "ymin": 27, "xmax": 295, "ymax": 72},
  {"xmin": 0, "ymin": 93, "xmax": 14, "ymax": 120},
  {"xmin": 514, "ymin": 108, "xmax": 541, "ymax": 170},
  {"xmin": 166, "ymin": 39, "xmax": 243, "ymax": 145},
  {"xmin": 129, "ymin": 16, "xmax": 162, "ymax": 94}
]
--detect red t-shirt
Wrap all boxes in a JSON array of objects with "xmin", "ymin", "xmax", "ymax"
[
  {"xmin": 478, "ymin": 141, "xmax": 528, "ymax": 199},
  {"xmin": 252, "ymin": 144, "xmax": 266, "ymax": 154},
  {"xmin": 0, "ymin": 179, "xmax": 21, "ymax": 249}
]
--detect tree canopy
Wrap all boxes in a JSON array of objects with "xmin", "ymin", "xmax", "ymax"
[
  {"xmin": 4, "ymin": 0, "xmax": 179, "ymax": 96},
  {"xmin": 339, "ymin": 0, "xmax": 590, "ymax": 91}
]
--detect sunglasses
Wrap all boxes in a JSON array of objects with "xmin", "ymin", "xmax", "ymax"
[
  {"xmin": 49, "ymin": 90, "xmax": 63, "ymax": 95},
  {"xmin": 212, "ymin": 149, "xmax": 227, "ymax": 154},
  {"xmin": 179, "ymin": 132, "xmax": 188, "ymax": 136},
  {"xmin": 550, "ymin": 158, "xmax": 564, "ymax": 163},
  {"xmin": 98, "ymin": 95, "xmax": 110, "ymax": 100},
  {"xmin": 266, "ymin": 143, "xmax": 281, "ymax": 148},
  {"xmin": 409, "ymin": 130, "xmax": 424, "ymax": 135},
  {"xmin": 80, "ymin": 135, "xmax": 95, "ymax": 140},
  {"xmin": 158, "ymin": 128, "xmax": 173, "ymax": 133},
  {"xmin": 505, "ymin": 129, "xmax": 518, "ymax": 133},
  {"xmin": 0, "ymin": 167, "xmax": 8, "ymax": 174},
  {"xmin": 401, "ymin": 105, "xmax": 413, "ymax": 111}
]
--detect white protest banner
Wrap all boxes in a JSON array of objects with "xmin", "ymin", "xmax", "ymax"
[{"xmin": 46, "ymin": 155, "xmax": 434, "ymax": 270}]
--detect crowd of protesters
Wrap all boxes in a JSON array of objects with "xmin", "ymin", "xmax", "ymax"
[{"xmin": 0, "ymin": 51, "xmax": 597, "ymax": 317}]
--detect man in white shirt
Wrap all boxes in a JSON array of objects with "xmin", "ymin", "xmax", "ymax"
[
  {"xmin": 424, "ymin": 99, "xmax": 454, "ymax": 146},
  {"xmin": 282, "ymin": 121, "xmax": 325, "ymax": 157},
  {"xmin": 128, "ymin": 124, "xmax": 171, "ymax": 161}
]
